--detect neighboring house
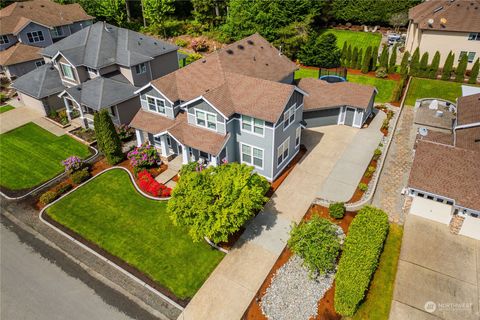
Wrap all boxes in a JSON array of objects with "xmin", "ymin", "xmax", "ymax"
[
  {"xmin": 298, "ymin": 78, "xmax": 376, "ymax": 128},
  {"xmin": 0, "ymin": 43, "xmax": 44, "ymax": 79},
  {"xmin": 130, "ymin": 33, "xmax": 377, "ymax": 181},
  {"xmin": 0, "ymin": 0, "xmax": 93, "ymax": 80},
  {"xmin": 12, "ymin": 22, "xmax": 179, "ymax": 127},
  {"xmin": 405, "ymin": 0, "xmax": 480, "ymax": 69},
  {"xmin": 408, "ymin": 93, "xmax": 480, "ymax": 219}
]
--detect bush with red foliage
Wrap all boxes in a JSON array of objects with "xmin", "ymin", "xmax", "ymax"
[{"xmin": 136, "ymin": 170, "xmax": 172, "ymax": 198}]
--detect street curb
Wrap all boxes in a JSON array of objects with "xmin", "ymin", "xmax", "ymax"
[{"xmin": 1, "ymin": 209, "xmax": 171, "ymax": 320}]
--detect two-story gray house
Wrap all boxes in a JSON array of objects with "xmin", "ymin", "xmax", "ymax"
[
  {"xmin": 130, "ymin": 34, "xmax": 307, "ymax": 181},
  {"xmin": 12, "ymin": 22, "xmax": 179, "ymax": 128},
  {"xmin": 0, "ymin": 0, "xmax": 94, "ymax": 79}
]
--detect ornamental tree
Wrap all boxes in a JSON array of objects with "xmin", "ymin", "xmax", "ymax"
[
  {"xmin": 419, "ymin": 52, "xmax": 429, "ymax": 77},
  {"xmin": 455, "ymin": 53, "xmax": 468, "ymax": 82},
  {"xmin": 429, "ymin": 51, "xmax": 440, "ymax": 79},
  {"xmin": 94, "ymin": 109, "xmax": 123, "ymax": 165},
  {"xmin": 468, "ymin": 58, "xmax": 479, "ymax": 84},
  {"xmin": 399, "ymin": 51, "xmax": 410, "ymax": 75},
  {"xmin": 350, "ymin": 46, "xmax": 359, "ymax": 69},
  {"xmin": 379, "ymin": 45, "xmax": 389, "ymax": 69},
  {"xmin": 361, "ymin": 46, "xmax": 372, "ymax": 73},
  {"xmin": 409, "ymin": 47, "xmax": 420, "ymax": 76},
  {"xmin": 441, "ymin": 51, "xmax": 454, "ymax": 80},
  {"xmin": 356, "ymin": 48, "xmax": 363, "ymax": 70},
  {"xmin": 168, "ymin": 162, "xmax": 270, "ymax": 244},
  {"xmin": 388, "ymin": 44, "xmax": 397, "ymax": 73},
  {"xmin": 298, "ymin": 32, "xmax": 341, "ymax": 68}
]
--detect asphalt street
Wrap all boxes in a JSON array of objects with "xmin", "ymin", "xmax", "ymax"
[{"xmin": 0, "ymin": 215, "xmax": 158, "ymax": 320}]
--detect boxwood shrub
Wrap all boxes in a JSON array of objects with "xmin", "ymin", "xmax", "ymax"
[
  {"xmin": 334, "ymin": 206, "xmax": 389, "ymax": 316},
  {"xmin": 329, "ymin": 202, "xmax": 345, "ymax": 219}
]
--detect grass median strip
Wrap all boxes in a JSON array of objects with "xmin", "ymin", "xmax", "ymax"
[
  {"xmin": 0, "ymin": 122, "xmax": 91, "ymax": 190},
  {"xmin": 0, "ymin": 105, "xmax": 14, "ymax": 114},
  {"xmin": 46, "ymin": 169, "xmax": 224, "ymax": 300}
]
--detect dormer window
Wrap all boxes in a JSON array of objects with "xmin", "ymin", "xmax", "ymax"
[
  {"xmin": 27, "ymin": 31, "xmax": 44, "ymax": 43},
  {"xmin": 35, "ymin": 60, "xmax": 45, "ymax": 68},
  {"xmin": 51, "ymin": 26, "xmax": 64, "ymax": 37},
  {"xmin": 135, "ymin": 63, "xmax": 147, "ymax": 74},
  {"xmin": 0, "ymin": 35, "xmax": 9, "ymax": 45},
  {"xmin": 60, "ymin": 63, "xmax": 75, "ymax": 81},
  {"xmin": 146, "ymin": 95, "xmax": 165, "ymax": 114},
  {"xmin": 195, "ymin": 109, "xmax": 217, "ymax": 130}
]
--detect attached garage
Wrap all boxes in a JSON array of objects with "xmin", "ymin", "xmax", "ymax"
[{"xmin": 303, "ymin": 108, "xmax": 339, "ymax": 127}]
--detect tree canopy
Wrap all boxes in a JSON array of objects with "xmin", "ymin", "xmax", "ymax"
[{"xmin": 168, "ymin": 162, "xmax": 270, "ymax": 244}]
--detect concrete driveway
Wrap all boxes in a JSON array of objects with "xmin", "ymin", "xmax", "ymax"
[
  {"xmin": 179, "ymin": 125, "xmax": 358, "ymax": 320},
  {"xmin": 390, "ymin": 215, "xmax": 480, "ymax": 320}
]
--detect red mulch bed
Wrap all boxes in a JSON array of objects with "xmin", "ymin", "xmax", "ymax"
[
  {"xmin": 243, "ymin": 204, "xmax": 356, "ymax": 320},
  {"xmin": 347, "ymin": 158, "xmax": 378, "ymax": 203}
]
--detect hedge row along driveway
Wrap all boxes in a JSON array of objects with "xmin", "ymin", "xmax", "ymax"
[
  {"xmin": 46, "ymin": 169, "xmax": 224, "ymax": 300},
  {"xmin": 0, "ymin": 122, "xmax": 91, "ymax": 190}
]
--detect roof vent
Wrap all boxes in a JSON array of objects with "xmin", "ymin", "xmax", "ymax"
[
  {"xmin": 40, "ymin": 4, "xmax": 44, "ymax": 7},
  {"xmin": 139, "ymin": 37, "xmax": 143, "ymax": 40},
  {"xmin": 77, "ymin": 87, "xmax": 82, "ymax": 91},
  {"xmin": 435, "ymin": 110, "xmax": 444, "ymax": 117},
  {"xmin": 433, "ymin": 6, "xmax": 444, "ymax": 13},
  {"xmin": 427, "ymin": 18, "xmax": 434, "ymax": 26},
  {"xmin": 253, "ymin": 55, "xmax": 256, "ymax": 61},
  {"xmin": 19, "ymin": 4, "xmax": 24, "ymax": 8},
  {"xmin": 247, "ymin": 40, "xmax": 254, "ymax": 45},
  {"xmin": 419, "ymin": 127, "xmax": 428, "ymax": 136},
  {"xmin": 226, "ymin": 49, "xmax": 234, "ymax": 54},
  {"xmin": 265, "ymin": 63, "xmax": 269, "ymax": 66},
  {"xmin": 202, "ymin": 59, "xmax": 206, "ymax": 63},
  {"xmin": 260, "ymin": 46, "xmax": 264, "ymax": 49},
  {"xmin": 154, "ymin": 42, "xmax": 157, "ymax": 45},
  {"xmin": 440, "ymin": 18, "xmax": 447, "ymax": 27},
  {"xmin": 237, "ymin": 44, "xmax": 244, "ymax": 50}
]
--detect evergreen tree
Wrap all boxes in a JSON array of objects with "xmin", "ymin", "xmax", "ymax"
[
  {"xmin": 361, "ymin": 46, "xmax": 372, "ymax": 74},
  {"xmin": 419, "ymin": 52, "xmax": 429, "ymax": 77},
  {"xmin": 429, "ymin": 51, "xmax": 440, "ymax": 79},
  {"xmin": 441, "ymin": 51, "xmax": 454, "ymax": 81},
  {"xmin": 379, "ymin": 45, "xmax": 389, "ymax": 69},
  {"xmin": 400, "ymin": 51, "xmax": 410, "ymax": 76},
  {"xmin": 468, "ymin": 58, "xmax": 479, "ymax": 84},
  {"xmin": 94, "ymin": 110, "xmax": 123, "ymax": 165},
  {"xmin": 298, "ymin": 33, "xmax": 341, "ymax": 68},
  {"xmin": 143, "ymin": 0, "xmax": 175, "ymax": 36},
  {"xmin": 371, "ymin": 46, "xmax": 379, "ymax": 71},
  {"xmin": 341, "ymin": 42, "xmax": 348, "ymax": 66},
  {"xmin": 388, "ymin": 44, "xmax": 397, "ymax": 73},
  {"xmin": 345, "ymin": 44, "xmax": 352, "ymax": 68},
  {"xmin": 455, "ymin": 53, "xmax": 468, "ymax": 82},
  {"xmin": 351, "ymin": 47, "xmax": 358, "ymax": 69},
  {"xmin": 409, "ymin": 47, "xmax": 420, "ymax": 76},
  {"xmin": 356, "ymin": 48, "xmax": 363, "ymax": 69}
]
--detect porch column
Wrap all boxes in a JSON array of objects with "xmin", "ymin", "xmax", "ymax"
[
  {"xmin": 63, "ymin": 97, "xmax": 72, "ymax": 121},
  {"xmin": 135, "ymin": 129, "xmax": 144, "ymax": 146},
  {"xmin": 211, "ymin": 155, "xmax": 218, "ymax": 167},
  {"xmin": 181, "ymin": 144, "xmax": 189, "ymax": 164},
  {"xmin": 160, "ymin": 135, "xmax": 168, "ymax": 157}
]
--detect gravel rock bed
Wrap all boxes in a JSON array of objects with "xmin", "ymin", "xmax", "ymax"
[{"xmin": 261, "ymin": 226, "xmax": 345, "ymax": 320}]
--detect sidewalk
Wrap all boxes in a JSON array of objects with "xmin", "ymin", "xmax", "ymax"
[
  {"xmin": 178, "ymin": 125, "xmax": 358, "ymax": 320},
  {"xmin": 317, "ymin": 110, "xmax": 386, "ymax": 202}
]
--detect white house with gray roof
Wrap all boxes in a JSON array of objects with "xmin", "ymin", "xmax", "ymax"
[{"xmin": 12, "ymin": 21, "xmax": 179, "ymax": 127}]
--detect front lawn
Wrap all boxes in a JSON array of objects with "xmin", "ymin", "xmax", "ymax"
[
  {"xmin": 0, "ymin": 104, "xmax": 14, "ymax": 114},
  {"xmin": 294, "ymin": 68, "xmax": 397, "ymax": 103},
  {"xmin": 352, "ymin": 224, "xmax": 403, "ymax": 320},
  {"xmin": 0, "ymin": 122, "xmax": 91, "ymax": 190},
  {"xmin": 404, "ymin": 78, "xmax": 466, "ymax": 106},
  {"xmin": 46, "ymin": 169, "xmax": 224, "ymax": 300},
  {"xmin": 320, "ymin": 29, "xmax": 381, "ymax": 51}
]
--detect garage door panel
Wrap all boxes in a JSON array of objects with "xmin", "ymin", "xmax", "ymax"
[{"xmin": 304, "ymin": 108, "xmax": 339, "ymax": 128}]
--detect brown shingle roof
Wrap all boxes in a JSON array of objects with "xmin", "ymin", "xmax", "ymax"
[
  {"xmin": 455, "ymin": 126, "xmax": 480, "ymax": 152},
  {"xmin": 0, "ymin": 43, "xmax": 42, "ymax": 66},
  {"xmin": 130, "ymin": 111, "xmax": 229, "ymax": 156},
  {"xmin": 417, "ymin": 131, "xmax": 453, "ymax": 146},
  {"xmin": 150, "ymin": 33, "xmax": 298, "ymax": 123},
  {"xmin": 409, "ymin": 0, "xmax": 480, "ymax": 32},
  {"xmin": 297, "ymin": 78, "xmax": 375, "ymax": 111},
  {"xmin": 457, "ymin": 93, "xmax": 480, "ymax": 126},
  {"xmin": 408, "ymin": 140, "xmax": 480, "ymax": 211},
  {"xmin": 0, "ymin": 0, "xmax": 93, "ymax": 35}
]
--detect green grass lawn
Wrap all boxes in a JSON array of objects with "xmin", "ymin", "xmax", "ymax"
[
  {"xmin": 0, "ymin": 122, "xmax": 91, "ymax": 190},
  {"xmin": 352, "ymin": 224, "xmax": 403, "ymax": 320},
  {"xmin": 47, "ymin": 169, "xmax": 224, "ymax": 300},
  {"xmin": 321, "ymin": 29, "xmax": 381, "ymax": 51},
  {"xmin": 0, "ymin": 104, "xmax": 14, "ymax": 114},
  {"xmin": 404, "ymin": 77, "xmax": 467, "ymax": 106},
  {"xmin": 294, "ymin": 68, "xmax": 397, "ymax": 103}
]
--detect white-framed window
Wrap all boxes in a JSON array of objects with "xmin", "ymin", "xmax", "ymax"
[
  {"xmin": 60, "ymin": 62, "xmax": 75, "ymax": 80},
  {"xmin": 468, "ymin": 32, "xmax": 480, "ymax": 41},
  {"xmin": 135, "ymin": 63, "xmax": 147, "ymax": 74},
  {"xmin": 241, "ymin": 143, "xmax": 263, "ymax": 169},
  {"xmin": 35, "ymin": 60, "xmax": 45, "ymax": 68},
  {"xmin": 195, "ymin": 109, "xmax": 217, "ymax": 130},
  {"xmin": 459, "ymin": 51, "xmax": 477, "ymax": 63},
  {"xmin": 146, "ymin": 95, "xmax": 165, "ymax": 114},
  {"xmin": 51, "ymin": 26, "xmax": 64, "ymax": 37},
  {"xmin": 241, "ymin": 115, "xmax": 264, "ymax": 136},
  {"xmin": 277, "ymin": 137, "xmax": 290, "ymax": 166},
  {"xmin": 295, "ymin": 126, "xmax": 301, "ymax": 147},
  {"xmin": 0, "ymin": 35, "xmax": 9, "ymax": 45},
  {"xmin": 283, "ymin": 104, "xmax": 296, "ymax": 130},
  {"xmin": 26, "ymin": 31, "xmax": 44, "ymax": 43}
]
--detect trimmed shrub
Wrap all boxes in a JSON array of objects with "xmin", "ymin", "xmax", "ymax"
[
  {"xmin": 94, "ymin": 110, "xmax": 123, "ymax": 165},
  {"xmin": 399, "ymin": 51, "xmax": 410, "ymax": 75},
  {"xmin": 288, "ymin": 215, "xmax": 341, "ymax": 275},
  {"xmin": 469, "ymin": 58, "xmax": 480, "ymax": 84},
  {"xmin": 375, "ymin": 67, "xmax": 387, "ymax": 78},
  {"xmin": 137, "ymin": 170, "xmax": 171, "ymax": 197},
  {"xmin": 341, "ymin": 42, "xmax": 348, "ymax": 66},
  {"xmin": 361, "ymin": 46, "xmax": 372, "ymax": 74},
  {"xmin": 329, "ymin": 202, "xmax": 346, "ymax": 219},
  {"xmin": 350, "ymin": 47, "xmax": 359, "ymax": 69},
  {"xmin": 419, "ymin": 52, "xmax": 429, "ymax": 77},
  {"xmin": 175, "ymin": 38, "xmax": 188, "ymax": 47},
  {"xmin": 379, "ymin": 45, "xmax": 389, "ymax": 69},
  {"xmin": 429, "ymin": 51, "xmax": 441, "ymax": 79},
  {"xmin": 62, "ymin": 156, "xmax": 85, "ymax": 173},
  {"xmin": 358, "ymin": 182, "xmax": 368, "ymax": 192},
  {"xmin": 441, "ymin": 51, "xmax": 454, "ymax": 80},
  {"xmin": 39, "ymin": 191, "xmax": 58, "ymax": 205},
  {"xmin": 365, "ymin": 166, "xmax": 376, "ymax": 178},
  {"xmin": 345, "ymin": 44, "xmax": 352, "ymax": 68},
  {"xmin": 409, "ymin": 47, "xmax": 420, "ymax": 76},
  {"xmin": 370, "ymin": 46, "xmax": 379, "ymax": 71},
  {"xmin": 334, "ymin": 206, "xmax": 389, "ymax": 316},
  {"xmin": 455, "ymin": 53, "xmax": 468, "ymax": 82},
  {"xmin": 356, "ymin": 48, "xmax": 363, "ymax": 70},
  {"xmin": 191, "ymin": 39, "xmax": 209, "ymax": 52},
  {"xmin": 185, "ymin": 52, "xmax": 203, "ymax": 65},
  {"xmin": 56, "ymin": 184, "xmax": 73, "ymax": 195},
  {"xmin": 373, "ymin": 148, "xmax": 382, "ymax": 160},
  {"xmin": 127, "ymin": 143, "xmax": 160, "ymax": 170},
  {"xmin": 388, "ymin": 44, "xmax": 397, "ymax": 73},
  {"xmin": 70, "ymin": 168, "xmax": 90, "ymax": 185}
]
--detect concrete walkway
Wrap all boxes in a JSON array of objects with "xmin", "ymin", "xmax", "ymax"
[
  {"xmin": 317, "ymin": 110, "xmax": 386, "ymax": 202},
  {"xmin": 155, "ymin": 156, "xmax": 183, "ymax": 184},
  {"xmin": 178, "ymin": 125, "xmax": 358, "ymax": 320}
]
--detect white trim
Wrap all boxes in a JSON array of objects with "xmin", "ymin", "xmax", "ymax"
[
  {"xmin": 338, "ymin": 106, "xmax": 346, "ymax": 125},
  {"xmin": 295, "ymin": 126, "xmax": 301, "ymax": 148},
  {"xmin": 193, "ymin": 108, "xmax": 218, "ymax": 132},
  {"xmin": 455, "ymin": 122, "xmax": 480, "ymax": 130},
  {"xmin": 240, "ymin": 115, "xmax": 265, "ymax": 137},
  {"xmin": 60, "ymin": 62, "xmax": 76, "ymax": 81},
  {"xmin": 294, "ymin": 86, "xmax": 309, "ymax": 96},
  {"xmin": 180, "ymin": 96, "xmax": 228, "ymax": 119},
  {"xmin": 134, "ymin": 84, "xmax": 175, "ymax": 105},
  {"xmin": 276, "ymin": 136, "xmax": 290, "ymax": 168},
  {"xmin": 52, "ymin": 51, "xmax": 76, "ymax": 68},
  {"xmin": 282, "ymin": 104, "xmax": 296, "ymax": 131},
  {"xmin": 145, "ymin": 94, "xmax": 166, "ymax": 115},
  {"xmin": 13, "ymin": 20, "xmax": 51, "ymax": 35},
  {"xmin": 135, "ymin": 62, "xmax": 147, "ymax": 74},
  {"xmin": 239, "ymin": 142, "xmax": 264, "ymax": 170}
]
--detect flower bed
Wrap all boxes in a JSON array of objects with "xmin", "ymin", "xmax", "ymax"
[
  {"xmin": 127, "ymin": 143, "xmax": 160, "ymax": 173},
  {"xmin": 137, "ymin": 170, "xmax": 171, "ymax": 197},
  {"xmin": 47, "ymin": 109, "xmax": 69, "ymax": 127},
  {"xmin": 69, "ymin": 127, "xmax": 96, "ymax": 143}
]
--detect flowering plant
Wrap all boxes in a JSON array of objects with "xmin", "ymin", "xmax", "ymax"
[
  {"xmin": 117, "ymin": 124, "xmax": 133, "ymax": 141},
  {"xmin": 62, "ymin": 156, "xmax": 85, "ymax": 173},
  {"xmin": 137, "ymin": 170, "xmax": 171, "ymax": 197},
  {"xmin": 127, "ymin": 143, "xmax": 160, "ymax": 169}
]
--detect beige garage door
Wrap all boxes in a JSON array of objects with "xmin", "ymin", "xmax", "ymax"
[
  {"xmin": 409, "ymin": 196, "xmax": 452, "ymax": 225},
  {"xmin": 459, "ymin": 216, "xmax": 480, "ymax": 240},
  {"xmin": 18, "ymin": 93, "xmax": 47, "ymax": 116}
]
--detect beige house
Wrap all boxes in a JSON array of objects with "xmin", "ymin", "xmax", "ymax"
[{"xmin": 405, "ymin": 0, "xmax": 480, "ymax": 68}]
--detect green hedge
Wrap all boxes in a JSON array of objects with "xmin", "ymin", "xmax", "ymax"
[{"xmin": 334, "ymin": 206, "xmax": 389, "ymax": 316}]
